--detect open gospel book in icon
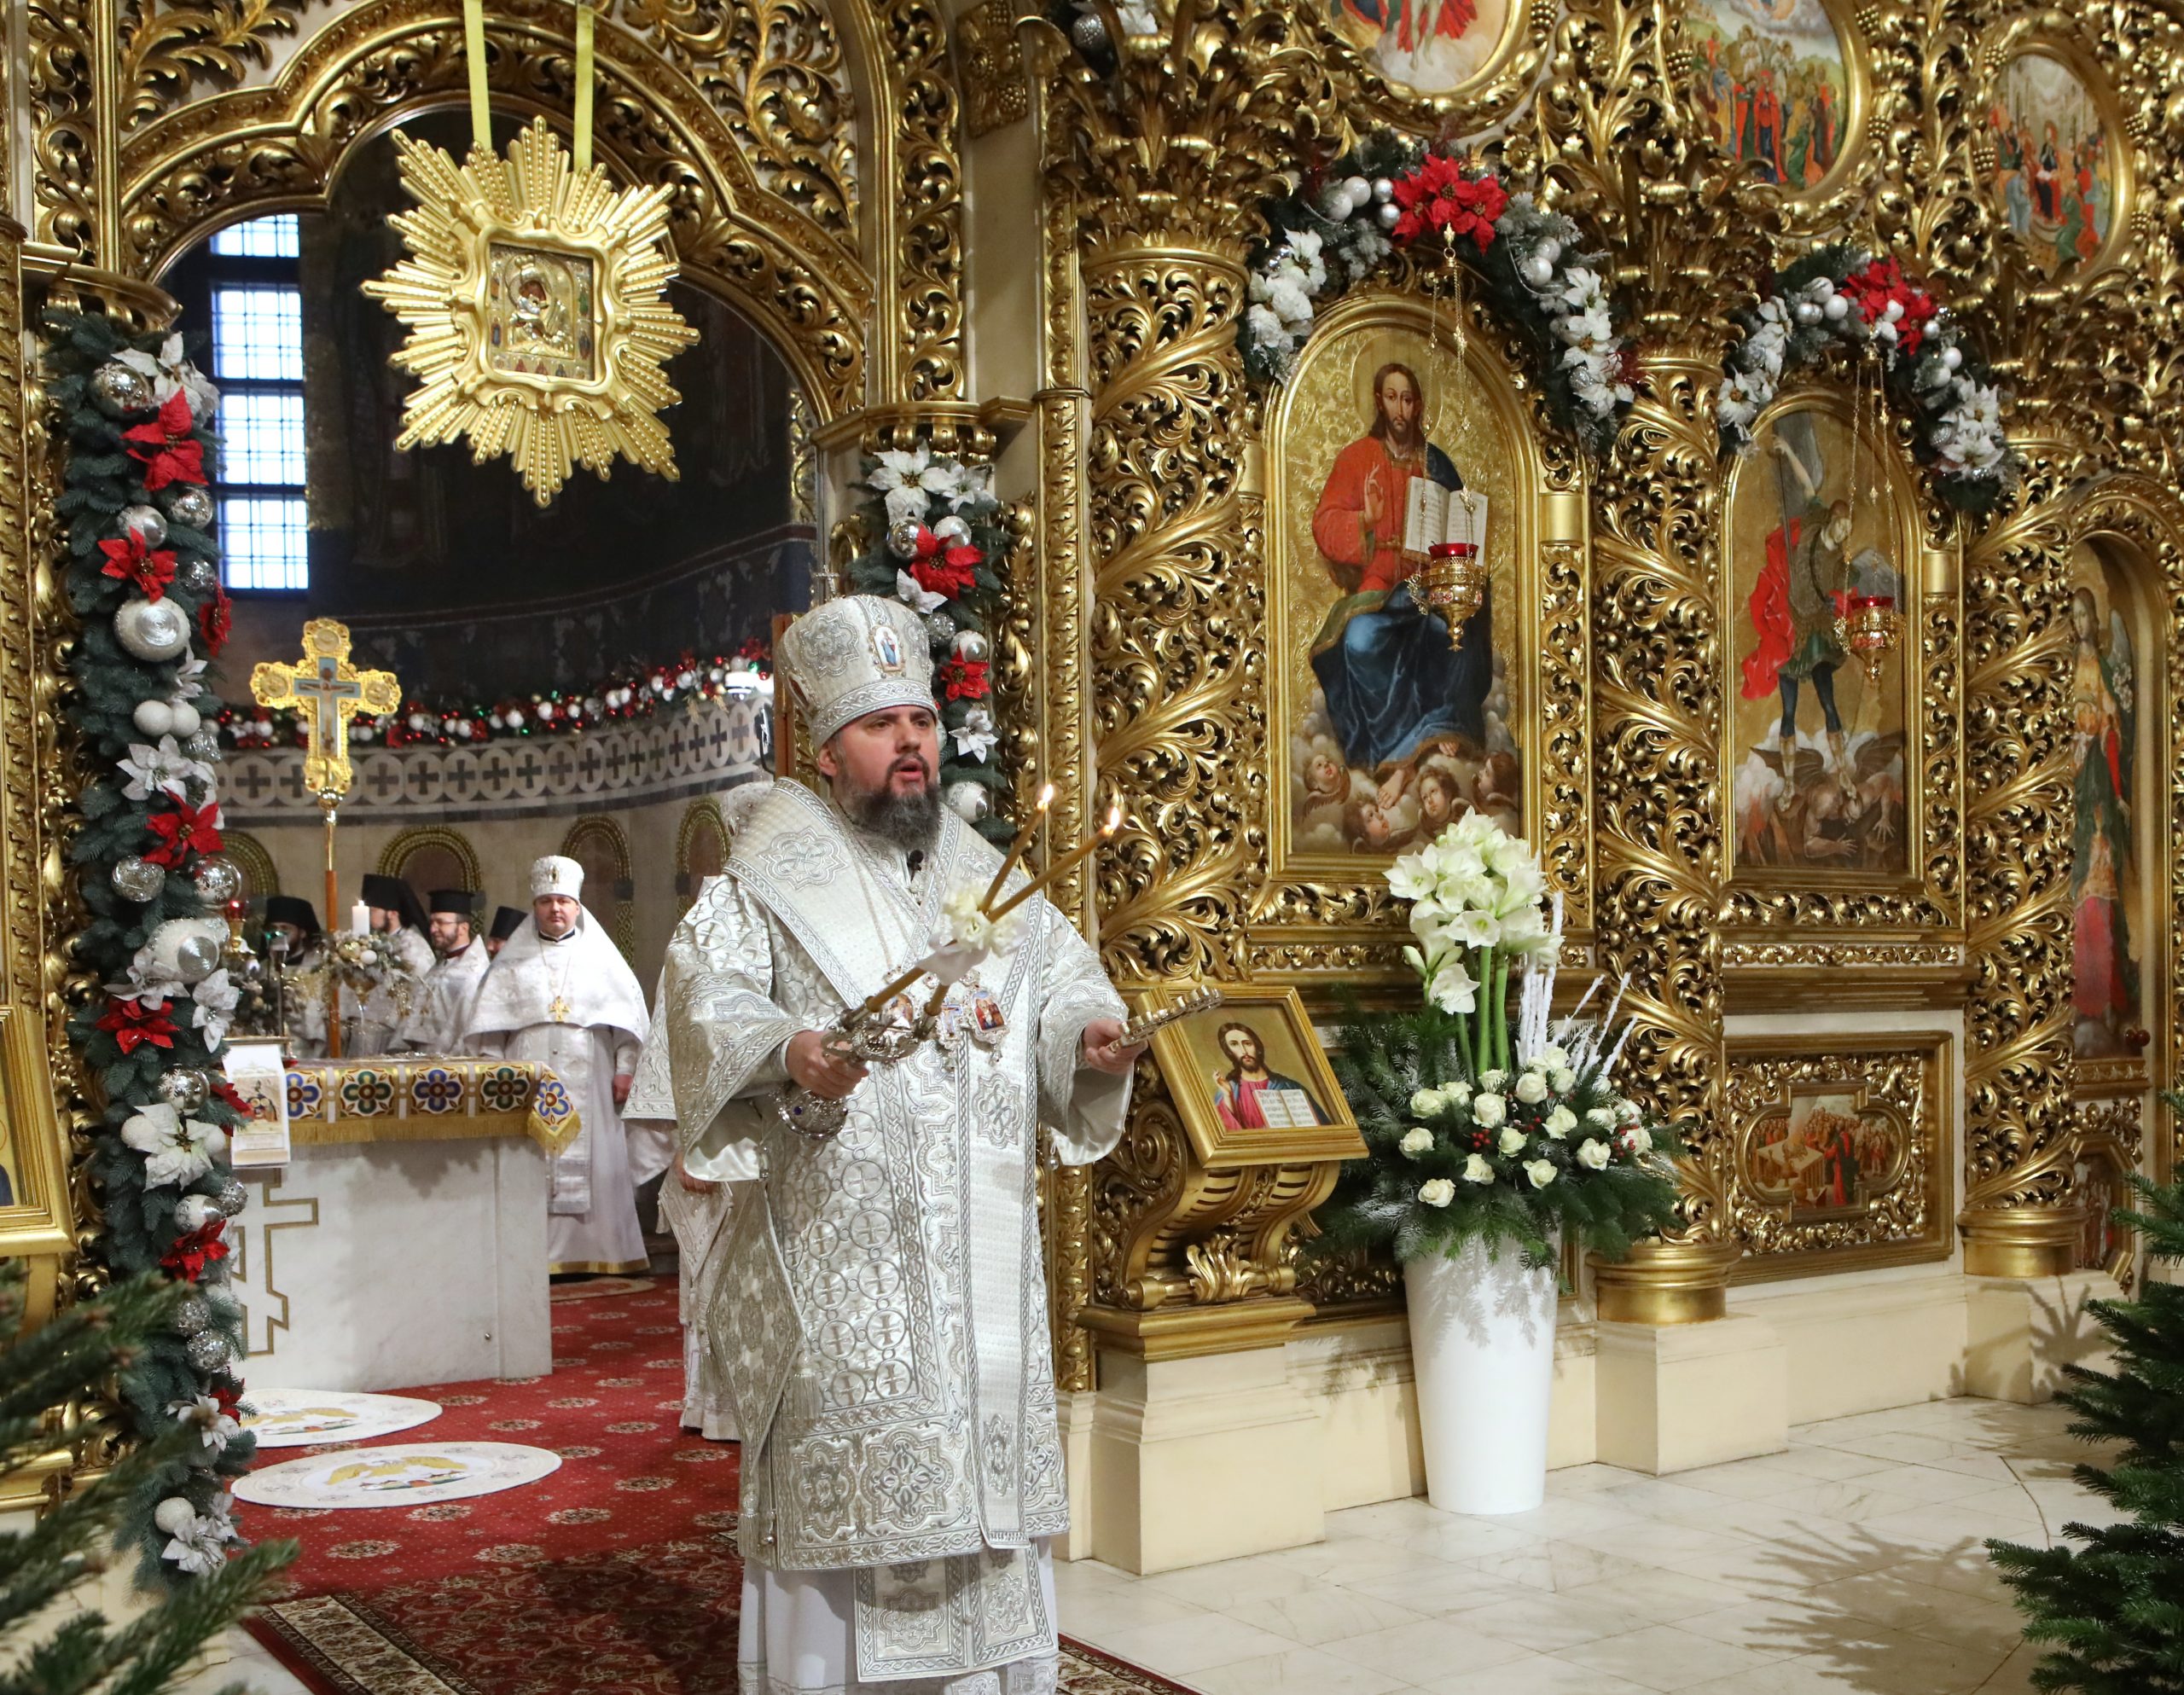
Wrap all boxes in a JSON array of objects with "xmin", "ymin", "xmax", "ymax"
[{"xmin": 1404, "ymin": 481, "xmax": 1490, "ymax": 558}]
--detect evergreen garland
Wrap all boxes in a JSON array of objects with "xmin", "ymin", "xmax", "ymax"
[
  {"xmin": 43, "ymin": 307, "xmax": 259, "ymax": 1584},
  {"xmin": 0, "ymin": 1262, "xmax": 293, "ymax": 1685},
  {"xmin": 1988, "ymin": 1140, "xmax": 2184, "ymax": 1693},
  {"xmin": 839, "ymin": 448, "xmax": 1014, "ymax": 841}
]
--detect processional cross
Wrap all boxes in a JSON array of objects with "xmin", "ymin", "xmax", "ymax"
[{"xmin": 250, "ymin": 619, "xmax": 401, "ymax": 1059}]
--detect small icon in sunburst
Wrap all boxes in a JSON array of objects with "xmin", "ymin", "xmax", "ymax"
[{"xmin": 362, "ymin": 118, "xmax": 700, "ymax": 506}]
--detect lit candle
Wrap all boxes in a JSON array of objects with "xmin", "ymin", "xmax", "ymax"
[
  {"xmin": 984, "ymin": 782, "xmax": 1054, "ymax": 910},
  {"xmin": 989, "ymin": 804, "xmax": 1123, "ymax": 920},
  {"xmin": 351, "ymin": 900, "xmax": 371, "ymax": 936}
]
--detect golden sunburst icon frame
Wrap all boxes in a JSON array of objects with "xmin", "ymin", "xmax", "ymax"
[{"xmin": 362, "ymin": 118, "xmax": 699, "ymax": 506}]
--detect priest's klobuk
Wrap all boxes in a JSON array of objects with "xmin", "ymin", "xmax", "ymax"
[{"xmin": 776, "ymin": 595, "xmax": 934, "ymax": 744}]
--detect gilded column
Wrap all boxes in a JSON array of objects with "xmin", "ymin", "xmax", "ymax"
[
  {"xmin": 1956, "ymin": 438, "xmax": 2080, "ymax": 1275},
  {"xmin": 1585, "ymin": 347, "xmax": 1742, "ymax": 1321},
  {"xmin": 1037, "ymin": 0, "xmax": 1350, "ymax": 1361}
]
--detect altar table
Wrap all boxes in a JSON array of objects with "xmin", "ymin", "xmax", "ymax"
[{"xmin": 231, "ymin": 1058, "xmax": 579, "ymax": 1395}]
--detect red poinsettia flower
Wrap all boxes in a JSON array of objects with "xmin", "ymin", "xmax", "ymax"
[
  {"xmin": 161, "ymin": 1218, "xmax": 230, "ymax": 1282},
  {"xmin": 121, "ymin": 392, "xmax": 207, "ymax": 491},
  {"xmin": 1389, "ymin": 154, "xmax": 1509, "ymax": 251},
  {"xmin": 97, "ymin": 996, "xmax": 176, "ymax": 1055},
  {"xmin": 197, "ymin": 583, "xmax": 232, "ymax": 656},
  {"xmin": 209, "ymin": 1077, "xmax": 250, "ymax": 1120},
  {"xmin": 210, "ymin": 1379, "xmax": 242, "ymax": 1414},
  {"xmin": 938, "ymin": 658, "xmax": 990, "ymax": 700},
  {"xmin": 1842, "ymin": 256, "xmax": 1938, "ymax": 356},
  {"xmin": 143, "ymin": 798, "xmax": 224, "ymax": 868},
  {"xmin": 909, "ymin": 527, "xmax": 982, "ymax": 601},
  {"xmin": 98, "ymin": 534, "xmax": 179, "ymax": 601}
]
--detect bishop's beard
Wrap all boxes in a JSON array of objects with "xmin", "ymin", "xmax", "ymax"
[{"xmin": 844, "ymin": 764, "xmax": 942, "ymax": 853}]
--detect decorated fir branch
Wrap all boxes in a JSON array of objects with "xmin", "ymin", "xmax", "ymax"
[
  {"xmin": 1238, "ymin": 129, "xmax": 1636, "ymax": 456},
  {"xmin": 44, "ymin": 307, "xmax": 259, "ymax": 1584},
  {"xmin": 0, "ymin": 1263, "xmax": 294, "ymax": 1687},
  {"xmin": 1311, "ymin": 814, "xmax": 1684, "ymax": 1274},
  {"xmin": 1987, "ymin": 1146, "xmax": 2184, "ymax": 1691},
  {"xmin": 1716, "ymin": 241, "xmax": 2014, "ymax": 514},
  {"xmin": 841, "ymin": 445, "xmax": 1015, "ymax": 841}
]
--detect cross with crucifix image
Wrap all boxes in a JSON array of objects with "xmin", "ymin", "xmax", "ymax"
[{"xmin": 250, "ymin": 619, "xmax": 401, "ymax": 1059}]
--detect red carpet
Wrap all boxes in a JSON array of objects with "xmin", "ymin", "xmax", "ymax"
[{"xmin": 245, "ymin": 1277, "xmax": 1190, "ymax": 1695}]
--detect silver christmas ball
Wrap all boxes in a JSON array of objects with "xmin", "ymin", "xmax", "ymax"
[
  {"xmin": 1071, "ymin": 10, "xmax": 1109, "ymax": 51},
  {"xmin": 944, "ymin": 781, "xmax": 991, "ymax": 823},
  {"xmin": 153, "ymin": 1495, "xmax": 199, "ymax": 1536},
  {"xmin": 924, "ymin": 611, "xmax": 957, "ymax": 647},
  {"xmin": 193, "ymin": 855, "xmax": 241, "ymax": 907},
  {"xmin": 183, "ymin": 730, "xmax": 222, "ymax": 763},
  {"xmin": 1342, "ymin": 175, "xmax": 1373, "ymax": 206},
  {"xmin": 119, "ymin": 505, "xmax": 169, "ymax": 552},
  {"xmin": 113, "ymin": 856, "xmax": 166, "ymax": 902},
  {"xmin": 174, "ymin": 932, "xmax": 222, "ymax": 984},
  {"xmin": 215, "ymin": 1179, "xmax": 249, "ymax": 1218},
  {"xmin": 932, "ymin": 515, "xmax": 971, "ymax": 545},
  {"xmin": 158, "ymin": 1069, "xmax": 210, "ymax": 1113},
  {"xmin": 185, "ymin": 1329, "xmax": 233, "ymax": 1373},
  {"xmin": 90, "ymin": 363, "xmax": 154, "ymax": 417},
  {"xmin": 113, "ymin": 598, "xmax": 191, "ymax": 663},
  {"xmin": 174, "ymin": 1194, "xmax": 219, "ymax": 1233},
  {"xmin": 1372, "ymin": 177, "xmax": 1396, "ymax": 203},
  {"xmin": 1522, "ymin": 256, "xmax": 1555, "ymax": 287},
  {"xmin": 177, "ymin": 557, "xmax": 218, "ymax": 593},
  {"xmin": 885, "ymin": 518, "xmax": 925, "ymax": 560},
  {"xmin": 132, "ymin": 699, "xmax": 177, "ymax": 738},
  {"xmin": 953, "ymin": 630, "xmax": 990, "ymax": 662},
  {"xmin": 1377, "ymin": 201, "xmax": 1403, "ymax": 230},
  {"xmin": 162, "ymin": 485, "xmax": 216, "ymax": 531},
  {"xmin": 171, "ymin": 1295, "xmax": 212, "ymax": 1336}
]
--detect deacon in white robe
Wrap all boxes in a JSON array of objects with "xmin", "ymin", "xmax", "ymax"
[
  {"xmin": 659, "ymin": 595, "xmax": 1145, "ymax": 1695},
  {"xmin": 402, "ymin": 889, "xmax": 491, "ymax": 1054},
  {"xmin": 348, "ymin": 873, "xmax": 435, "ymax": 1056},
  {"xmin": 466, "ymin": 856, "xmax": 651, "ymax": 1275}
]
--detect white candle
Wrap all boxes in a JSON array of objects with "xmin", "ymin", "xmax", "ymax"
[{"xmin": 351, "ymin": 900, "xmax": 371, "ymax": 935}]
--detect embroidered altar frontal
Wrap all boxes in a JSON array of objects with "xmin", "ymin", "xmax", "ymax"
[{"xmin": 284, "ymin": 1059, "xmax": 580, "ymax": 1157}]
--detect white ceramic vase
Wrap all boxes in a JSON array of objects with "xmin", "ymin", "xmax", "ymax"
[{"xmin": 1403, "ymin": 1236, "xmax": 1559, "ymax": 1515}]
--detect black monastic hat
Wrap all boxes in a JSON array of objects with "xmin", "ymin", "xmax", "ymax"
[
  {"xmin": 428, "ymin": 889, "xmax": 478, "ymax": 916},
  {"xmin": 264, "ymin": 894, "xmax": 321, "ymax": 936},
  {"xmin": 360, "ymin": 873, "xmax": 430, "ymax": 932},
  {"xmin": 489, "ymin": 905, "xmax": 526, "ymax": 942}
]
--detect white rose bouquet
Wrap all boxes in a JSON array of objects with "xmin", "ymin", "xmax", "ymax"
[{"xmin": 1315, "ymin": 816, "xmax": 1684, "ymax": 1270}]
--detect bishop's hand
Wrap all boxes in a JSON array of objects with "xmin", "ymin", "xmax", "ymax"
[
  {"xmin": 1079, "ymin": 1017, "xmax": 1147, "ymax": 1077},
  {"xmin": 787, "ymin": 1028, "xmax": 870, "ymax": 1100}
]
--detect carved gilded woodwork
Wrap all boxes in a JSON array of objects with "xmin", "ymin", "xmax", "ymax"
[
  {"xmin": 1725, "ymin": 1032, "xmax": 1953, "ymax": 1280},
  {"xmin": 857, "ymin": 0, "xmax": 967, "ymax": 402},
  {"xmin": 117, "ymin": 1, "xmax": 304, "ymax": 129},
  {"xmin": 953, "ymin": 0, "xmax": 1028, "ymax": 138},
  {"xmin": 2071, "ymin": 1095, "xmax": 2142, "ymax": 1291},
  {"xmin": 112, "ymin": 2, "xmax": 870, "ymax": 419}
]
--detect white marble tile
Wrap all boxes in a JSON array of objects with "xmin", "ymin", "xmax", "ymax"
[
  {"xmin": 1556, "ymin": 1567, "xmax": 1763, "ymax": 1622},
  {"xmin": 1543, "ymin": 1463, "xmax": 1649, "ymax": 1495},
  {"xmin": 1141, "ymin": 1552, "xmax": 1324, "ymax": 1611},
  {"xmin": 1320, "ymin": 1615, "xmax": 1539, "ymax": 1681},
  {"xmin": 1457, "ymin": 1589, "xmax": 1656, "ymax": 1651},
  {"xmin": 1091, "ymin": 1611, "xmax": 1301, "ymax": 1678},
  {"xmin": 1188, "ymin": 1645, "xmax": 1413, "ymax": 1695},
  {"xmin": 1805, "ymin": 1570, "xmax": 2026, "ymax": 1652},
  {"xmin": 1224, "ymin": 1587, "xmax": 1428, "ymax": 1647},
  {"xmin": 1467, "ymin": 1539, "xmax": 1654, "ymax": 1594},
  {"xmin": 1555, "ymin": 1622, "xmax": 1800, "ymax": 1692},
  {"xmin": 1756, "ymin": 1443, "xmax": 1899, "ymax": 1482},
  {"xmin": 1419, "ymin": 1653, "xmax": 1657, "ymax": 1695},
  {"xmin": 1057, "ymin": 1582, "xmax": 1211, "ymax": 1645},
  {"xmin": 1337, "ymin": 1559, "xmax": 1532, "ymax": 1619},
  {"xmin": 1750, "ymin": 1478, "xmax": 1933, "ymax": 1524}
]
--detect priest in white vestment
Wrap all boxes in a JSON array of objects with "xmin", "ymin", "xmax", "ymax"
[
  {"xmin": 402, "ymin": 889, "xmax": 491, "ymax": 1054},
  {"xmin": 466, "ymin": 856, "xmax": 652, "ymax": 1276},
  {"xmin": 349, "ymin": 874, "xmax": 435, "ymax": 1056},
  {"xmin": 658, "ymin": 595, "xmax": 1145, "ymax": 1695},
  {"xmin": 264, "ymin": 895, "xmax": 328, "ymax": 1059}
]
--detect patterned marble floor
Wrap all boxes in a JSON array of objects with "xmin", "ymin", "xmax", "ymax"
[
  {"xmin": 188, "ymin": 1395, "xmax": 2100, "ymax": 1695},
  {"xmin": 1052, "ymin": 1396, "xmax": 2109, "ymax": 1694}
]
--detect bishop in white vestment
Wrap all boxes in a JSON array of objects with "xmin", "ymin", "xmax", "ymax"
[
  {"xmin": 402, "ymin": 889, "xmax": 491, "ymax": 1054},
  {"xmin": 659, "ymin": 595, "xmax": 1144, "ymax": 1694},
  {"xmin": 466, "ymin": 856, "xmax": 652, "ymax": 1275}
]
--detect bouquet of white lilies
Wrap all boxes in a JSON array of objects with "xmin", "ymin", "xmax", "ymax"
[{"xmin": 1316, "ymin": 816, "xmax": 1683, "ymax": 1270}]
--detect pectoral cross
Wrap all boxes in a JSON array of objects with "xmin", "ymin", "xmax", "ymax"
[
  {"xmin": 549, "ymin": 995, "xmax": 572, "ymax": 1024},
  {"xmin": 249, "ymin": 619, "xmax": 401, "ymax": 798}
]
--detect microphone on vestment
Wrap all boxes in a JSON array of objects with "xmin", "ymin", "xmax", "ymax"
[{"xmin": 907, "ymin": 850, "xmax": 924, "ymax": 879}]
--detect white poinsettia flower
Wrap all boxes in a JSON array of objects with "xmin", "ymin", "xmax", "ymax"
[
  {"xmin": 189, "ymin": 968, "xmax": 240, "ymax": 1047},
  {"xmin": 121, "ymin": 1105, "xmax": 222, "ymax": 1188},
  {"xmin": 896, "ymin": 570, "xmax": 948, "ymax": 614},
  {"xmin": 167, "ymin": 1394, "xmax": 242, "ymax": 1454},
  {"xmin": 1557, "ymin": 307, "xmax": 1613, "ymax": 350},
  {"xmin": 119, "ymin": 737, "xmax": 209, "ymax": 803},
  {"xmin": 952, "ymin": 724, "xmax": 998, "ymax": 762}
]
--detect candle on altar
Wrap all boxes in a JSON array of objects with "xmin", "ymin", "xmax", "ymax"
[
  {"xmin": 351, "ymin": 900, "xmax": 371, "ymax": 936},
  {"xmin": 988, "ymin": 804, "xmax": 1123, "ymax": 921},
  {"xmin": 985, "ymin": 782, "xmax": 1055, "ymax": 908}
]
